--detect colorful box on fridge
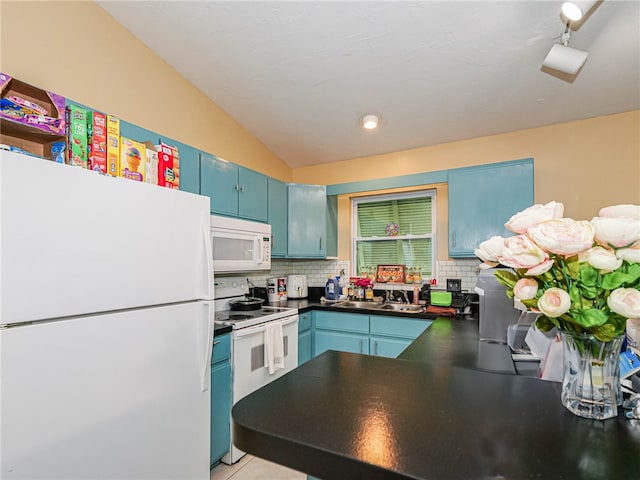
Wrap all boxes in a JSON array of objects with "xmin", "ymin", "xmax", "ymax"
[
  {"xmin": 157, "ymin": 142, "xmax": 180, "ymax": 189},
  {"xmin": 88, "ymin": 111, "xmax": 107, "ymax": 173},
  {"xmin": 120, "ymin": 137, "xmax": 146, "ymax": 182},
  {"xmin": 143, "ymin": 141, "xmax": 159, "ymax": 185},
  {"xmin": 0, "ymin": 73, "xmax": 66, "ymax": 136},
  {"xmin": 66, "ymin": 105, "xmax": 88, "ymax": 168},
  {"xmin": 106, "ymin": 115, "xmax": 120, "ymax": 177}
]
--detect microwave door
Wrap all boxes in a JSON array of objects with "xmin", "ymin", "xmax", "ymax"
[{"xmin": 212, "ymin": 229, "xmax": 268, "ymax": 272}]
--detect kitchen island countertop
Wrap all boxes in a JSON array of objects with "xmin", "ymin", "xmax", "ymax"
[{"xmin": 232, "ymin": 317, "xmax": 640, "ymax": 479}]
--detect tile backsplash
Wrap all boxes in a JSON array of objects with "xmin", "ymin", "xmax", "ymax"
[{"xmin": 237, "ymin": 258, "xmax": 481, "ymax": 292}]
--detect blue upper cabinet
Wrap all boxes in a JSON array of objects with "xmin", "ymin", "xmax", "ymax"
[
  {"xmin": 238, "ymin": 166, "xmax": 268, "ymax": 222},
  {"xmin": 267, "ymin": 177, "xmax": 288, "ymax": 258},
  {"xmin": 201, "ymin": 153, "xmax": 268, "ymax": 222},
  {"xmin": 201, "ymin": 153, "xmax": 239, "ymax": 216},
  {"xmin": 287, "ymin": 183, "xmax": 326, "ymax": 258},
  {"xmin": 448, "ymin": 159, "xmax": 534, "ymax": 258}
]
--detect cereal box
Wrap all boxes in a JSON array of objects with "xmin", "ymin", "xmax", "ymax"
[
  {"xmin": 157, "ymin": 142, "xmax": 180, "ymax": 189},
  {"xmin": 106, "ymin": 115, "xmax": 120, "ymax": 177},
  {"xmin": 143, "ymin": 141, "xmax": 159, "ymax": 185},
  {"xmin": 66, "ymin": 105, "xmax": 88, "ymax": 168},
  {"xmin": 120, "ymin": 137, "xmax": 146, "ymax": 182},
  {"xmin": 88, "ymin": 111, "xmax": 107, "ymax": 173}
]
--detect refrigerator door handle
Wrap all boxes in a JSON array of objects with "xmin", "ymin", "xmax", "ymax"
[
  {"xmin": 202, "ymin": 214, "xmax": 213, "ymax": 298},
  {"xmin": 201, "ymin": 302, "xmax": 214, "ymax": 392}
]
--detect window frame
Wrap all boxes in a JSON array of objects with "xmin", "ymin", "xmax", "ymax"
[{"xmin": 351, "ymin": 189, "xmax": 437, "ymax": 280}]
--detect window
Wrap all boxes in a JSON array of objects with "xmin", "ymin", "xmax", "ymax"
[{"xmin": 352, "ymin": 190, "xmax": 435, "ymax": 281}]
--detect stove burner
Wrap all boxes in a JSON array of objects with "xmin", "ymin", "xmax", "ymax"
[{"xmin": 229, "ymin": 314, "xmax": 252, "ymax": 321}]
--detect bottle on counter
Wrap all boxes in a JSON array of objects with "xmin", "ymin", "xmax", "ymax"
[
  {"xmin": 325, "ymin": 276, "xmax": 340, "ymax": 300},
  {"xmin": 365, "ymin": 285, "xmax": 374, "ymax": 301}
]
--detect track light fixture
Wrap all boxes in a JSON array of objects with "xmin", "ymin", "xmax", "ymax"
[
  {"xmin": 561, "ymin": 1, "xmax": 598, "ymax": 22},
  {"xmin": 542, "ymin": 24, "xmax": 589, "ymax": 75}
]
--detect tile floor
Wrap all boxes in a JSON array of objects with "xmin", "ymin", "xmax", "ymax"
[{"xmin": 210, "ymin": 454, "xmax": 306, "ymax": 480}]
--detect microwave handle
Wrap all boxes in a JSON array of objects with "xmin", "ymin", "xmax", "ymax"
[{"xmin": 255, "ymin": 236, "xmax": 264, "ymax": 265}]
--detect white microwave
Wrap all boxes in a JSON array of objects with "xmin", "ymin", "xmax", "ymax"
[{"xmin": 210, "ymin": 215, "xmax": 271, "ymax": 273}]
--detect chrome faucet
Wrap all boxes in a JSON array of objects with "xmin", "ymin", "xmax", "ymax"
[{"xmin": 399, "ymin": 290, "xmax": 409, "ymax": 304}]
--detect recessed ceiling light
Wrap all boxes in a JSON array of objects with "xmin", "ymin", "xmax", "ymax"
[{"xmin": 361, "ymin": 114, "xmax": 379, "ymax": 130}]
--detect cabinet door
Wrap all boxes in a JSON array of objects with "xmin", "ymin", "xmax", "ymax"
[
  {"xmin": 314, "ymin": 311, "xmax": 369, "ymax": 333},
  {"xmin": 448, "ymin": 159, "xmax": 533, "ymax": 257},
  {"xmin": 238, "ymin": 167, "xmax": 268, "ymax": 222},
  {"xmin": 287, "ymin": 184, "xmax": 327, "ymax": 258},
  {"xmin": 315, "ymin": 330, "xmax": 369, "ymax": 356},
  {"xmin": 157, "ymin": 137, "xmax": 200, "ymax": 195},
  {"xmin": 370, "ymin": 336, "xmax": 412, "ymax": 358},
  {"xmin": 326, "ymin": 195, "xmax": 338, "ymax": 258},
  {"xmin": 201, "ymin": 153, "xmax": 239, "ymax": 216},
  {"xmin": 268, "ymin": 177, "xmax": 288, "ymax": 257},
  {"xmin": 298, "ymin": 329, "xmax": 312, "ymax": 365},
  {"xmin": 210, "ymin": 361, "xmax": 231, "ymax": 465}
]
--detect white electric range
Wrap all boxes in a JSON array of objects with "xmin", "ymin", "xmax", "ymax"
[{"xmin": 213, "ymin": 277, "xmax": 299, "ymax": 464}]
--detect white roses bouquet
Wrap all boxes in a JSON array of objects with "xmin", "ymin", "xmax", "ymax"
[{"xmin": 475, "ymin": 202, "xmax": 640, "ymax": 342}]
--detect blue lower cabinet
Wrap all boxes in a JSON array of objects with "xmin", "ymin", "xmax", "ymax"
[
  {"xmin": 315, "ymin": 331, "xmax": 370, "ymax": 356},
  {"xmin": 299, "ymin": 330, "xmax": 312, "ymax": 365},
  {"xmin": 370, "ymin": 336, "xmax": 413, "ymax": 358},
  {"xmin": 210, "ymin": 334, "xmax": 231, "ymax": 466},
  {"xmin": 298, "ymin": 312, "xmax": 313, "ymax": 365},
  {"xmin": 370, "ymin": 316, "xmax": 432, "ymax": 358}
]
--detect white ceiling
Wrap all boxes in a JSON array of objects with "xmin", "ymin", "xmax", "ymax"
[{"xmin": 98, "ymin": 1, "xmax": 640, "ymax": 168}]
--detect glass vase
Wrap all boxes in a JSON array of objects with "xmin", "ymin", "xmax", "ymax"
[{"xmin": 560, "ymin": 331, "xmax": 624, "ymax": 420}]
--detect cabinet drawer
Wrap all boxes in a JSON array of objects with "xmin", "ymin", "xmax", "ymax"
[
  {"xmin": 211, "ymin": 333, "xmax": 231, "ymax": 364},
  {"xmin": 370, "ymin": 316, "xmax": 432, "ymax": 339},
  {"xmin": 315, "ymin": 311, "xmax": 369, "ymax": 333},
  {"xmin": 298, "ymin": 312, "xmax": 312, "ymax": 332}
]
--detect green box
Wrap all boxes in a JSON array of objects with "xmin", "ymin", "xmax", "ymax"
[{"xmin": 430, "ymin": 291, "xmax": 452, "ymax": 307}]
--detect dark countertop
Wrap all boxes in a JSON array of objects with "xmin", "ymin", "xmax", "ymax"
[{"xmin": 232, "ymin": 311, "xmax": 640, "ymax": 479}]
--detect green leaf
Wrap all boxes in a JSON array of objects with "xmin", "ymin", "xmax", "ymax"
[
  {"xmin": 572, "ymin": 308, "xmax": 609, "ymax": 328},
  {"xmin": 521, "ymin": 298, "xmax": 538, "ymax": 309},
  {"xmin": 565, "ymin": 255, "xmax": 581, "ymax": 280},
  {"xmin": 601, "ymin": 271, "xmax": 633, "ymax": 290},
  {"xmin": 535, "ymin": 315, "xmax": 557, "ymax": 331},
  {"xmin": 624, "ymin": 262, "xmax": 640, "ymax": 285},
  {"xmin": 494, "ymin": 270, "xmax": 518, "ymax": 289},
  {"xmin": 578, "ymin": 264, "xmax": 598, "ymax": 287},
  {"xmin": 592, "ymin": 323, "xmax": 618, "ymax": 343},
  {"xmin": 581, "ymin": 284, "xmax": 598, "ymax": 300}
]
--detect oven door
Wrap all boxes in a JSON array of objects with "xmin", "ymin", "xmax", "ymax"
[
  {"xmin": 211, "ymin": 228, "xmax": 271, "ymax": 273},
  {"xmin": 223, "ymin": 315, "xmax": 298, "ymax": 464},
  {"xmin": 231, "ymin": 315, "xmax": 299, "ymax": 400}
]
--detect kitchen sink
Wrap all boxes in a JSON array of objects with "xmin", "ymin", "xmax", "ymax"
[
  {"xmin": 332, "ymin": 300, "xmax": 384, "ymax": 309},
  {"xmin": 330, "ymin": 300, "xmax": 423, "ymax": 313},
  {"xmin": 379, "ymin": 303, "xmax": 423, "ymax": 313}
]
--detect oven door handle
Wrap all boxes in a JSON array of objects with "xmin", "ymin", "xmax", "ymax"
[{"xmin": 232, "ymin": 316, "xmax": 298, "ymax": 338}]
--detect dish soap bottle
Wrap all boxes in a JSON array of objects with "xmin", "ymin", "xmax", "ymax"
[{"xmin": 325, "ymin": 276, "xmax": 339, "ymax": 300}]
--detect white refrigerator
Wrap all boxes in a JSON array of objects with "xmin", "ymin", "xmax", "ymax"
[{"xmin": 0, "ymin": 150, "xmax": 214, "ymax": 479}]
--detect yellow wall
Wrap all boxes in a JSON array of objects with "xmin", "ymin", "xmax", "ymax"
[
  {"xmin": 2, "ymin": 1, "xmax": 639, "ymax": 261},
  {"xmin": 0, "ymin": 0, "xmax": 292, "ymax": 181},
  {"xmin": 295, "ymin": 111, "xmax": 640, "ymax": 221}
]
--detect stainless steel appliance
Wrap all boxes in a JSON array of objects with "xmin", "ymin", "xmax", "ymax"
[
  {"xmin": 213, "ymin": 276, "xmax": 298, "ymax": 464},
  {"xmin": 476, "ymin": 268, "xmax": 521, "ymax": 343},
  {"xmin": 211, "ymin": 215, "xmax": 271, "ymax": 273},
  {"xmin": 287, "ymin": 274, "xmax": 308, "ymax": 298}
]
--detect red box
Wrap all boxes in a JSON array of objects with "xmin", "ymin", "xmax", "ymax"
[
  {"xmin": 89, "ymin": 111, "xmax": 107, "ymax": 173},
  {"xmin": 157, "ymin": 143, "xmax": 180, "ymax": 189}
]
